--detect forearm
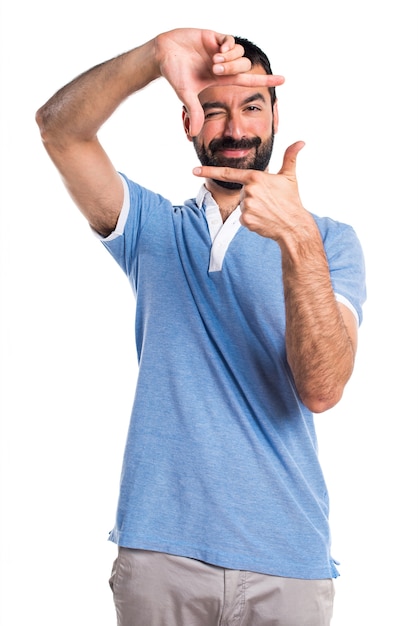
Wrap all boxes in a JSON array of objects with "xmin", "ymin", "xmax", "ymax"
[
  {"xmin": 35, "ymin": 28, "xmax": 265, "ymax": 235},
  {"xmin": 35, "ymin": 27, "xmax": 258, "ymax": 144},
  {"xmin": 36, "ymin": 38, "xmax": 159, "ymax": 145},
  {"xmin": 281, "ymin": 222, "xmax": 355, "ymax": 413}
]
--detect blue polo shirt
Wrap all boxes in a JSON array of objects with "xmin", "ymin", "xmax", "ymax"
[{"xmin": 101, "ymin": 173, "xmax": 366, "ymax": 579}]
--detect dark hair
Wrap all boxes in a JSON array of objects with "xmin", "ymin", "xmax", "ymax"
[{"xmin": 234, "ymin": 36, "xmax": 277, "ymax": 107}]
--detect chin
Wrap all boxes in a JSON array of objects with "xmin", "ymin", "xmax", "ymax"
[
  {"xmin": 212, "ymin": 179, "xmax": 243, "ymax": 191},
  {"xmin": 215, "ymin": 156, "xmax": 250, "ymax": 169}
]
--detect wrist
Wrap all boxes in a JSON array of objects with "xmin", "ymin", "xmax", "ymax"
[{"xmin": 277, "ymin": 215, "xmax": 324, "ymax": 264}]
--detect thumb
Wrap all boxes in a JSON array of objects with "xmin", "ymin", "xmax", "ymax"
[
  {"xmin": 182, "ymin": 92, "xmax": 205, "ymax": 137},
  {"xmin": 278, "ymin": 141, "xmax": 305, "ymax": 178}
]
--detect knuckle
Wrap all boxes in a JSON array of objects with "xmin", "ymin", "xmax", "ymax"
[
  {"xmin": 246, "ymin": 171, "xmax": 262, "ymax": 187},
  {"xmin": 220, "ymin": 166, "xmax": 237, "ymax": 181},
  {"xmin": 252, "ymin": 170, "xmax": 263, "ymax": 182}
]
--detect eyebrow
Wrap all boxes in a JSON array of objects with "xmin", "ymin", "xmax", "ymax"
[{"xmin": 202, "ymin": 92, "xmax": 267, "ymax": 112}]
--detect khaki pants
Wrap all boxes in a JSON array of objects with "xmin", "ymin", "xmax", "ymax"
[{"xmin": 109, "ymin": 548, "xmax": 334, "ymax": 626}]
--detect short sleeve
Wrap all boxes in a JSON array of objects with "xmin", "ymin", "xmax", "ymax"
[{"xmin": 317, "ymin": 217, "xmax": 367, "ymax": 326}]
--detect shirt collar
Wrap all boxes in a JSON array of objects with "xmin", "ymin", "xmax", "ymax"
[{"xmin": 196, "ymin": 185, "xmax": 217, "ymax": 212}]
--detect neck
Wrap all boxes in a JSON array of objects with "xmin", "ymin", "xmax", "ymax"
[{"xmin": 205, "ymin": 179, "xmax": 241, "ymax": 222}]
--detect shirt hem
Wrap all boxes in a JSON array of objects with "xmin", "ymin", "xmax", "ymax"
[{"xmin": 108, "ymin": 531, "xmax": 340, "ymax": 580}]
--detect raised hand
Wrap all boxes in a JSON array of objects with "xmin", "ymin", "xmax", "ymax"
[
  {"xmin": 193, "ymin": 141, "xmax": 309, "ymax": 243},
  {"xmin": 155, "ymin": 28, "xmax": 285, "ymax": 136}
]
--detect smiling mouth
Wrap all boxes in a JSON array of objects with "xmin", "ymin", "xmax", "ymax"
[{"xmin": 219, "ymin": 148, "xmax": 252, "ymax": 158}]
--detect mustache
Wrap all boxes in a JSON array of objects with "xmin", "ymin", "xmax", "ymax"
[{"xmin": 208, "ymin": 136, "xmax": 262, "ymax": 153}]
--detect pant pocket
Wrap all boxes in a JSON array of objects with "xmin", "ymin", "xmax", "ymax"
[{"xmin": 108, "ymin": 549, "xmax": 121, "ymax": 594}]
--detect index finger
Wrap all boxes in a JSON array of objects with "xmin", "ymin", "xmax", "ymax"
[
  {"xmin": 211, "ymin": 69, "xmax": 285, "ymax": 87},
  {"xmin": 182, "ymin": 72, "xmax": 284, "ymax": 137},
  {"xmin": 193, "ymin": 165, "xmax": 255, "ymax": 183}
]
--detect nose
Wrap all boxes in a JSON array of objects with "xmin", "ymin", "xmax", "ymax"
[{"xmin": 223, "ymin": 113, "xmax": 245, "ymax": 139}]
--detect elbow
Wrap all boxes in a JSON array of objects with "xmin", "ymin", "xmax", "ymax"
[
  {"xmin": 35, "ymin": 106, "xmax": 48, "ymax": 146},
  {"xmin": 298, "ymin": 383, "xmax": 346, "ymax": 414},
  {"xmin": 292, "ymin": 355, "xmax": 355, "ymax": 414},
  {"xmin": 301, "ymin": 390, "xmax": 343, "ymax": 414},
  {"xmin": 35, "ymin": 101, "xmax": 61, "ymax": 146},
  {"xmin": 35, "ymin": 104, "xmax": 51, "ymax": 142},
  {"xmin": 35, "ymin": 104, "xmax": 72, "ymax": 159},
  {"xmin": 35, "ymin": 103, "xmax": 45, "ymax": 129}
]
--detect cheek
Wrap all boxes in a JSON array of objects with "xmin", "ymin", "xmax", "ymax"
[
  {"xmin": 255, "ymin": 117, "xmax": 274, "ymax": 137},
  {"xmin": 196, "ymin": 127, "xmax": 224, "ymax": 150},
  {"xmin": 238, "ymin": 113, "xmax": 273, "ymax": 138},
  {"xmin": 201, "ymin": 120, "xmax": 225, "ymax": 139}
]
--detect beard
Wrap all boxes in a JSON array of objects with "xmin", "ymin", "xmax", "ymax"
[{"xmin": 193, "ymin": 132, "xmax": 275, "ymax": 190}]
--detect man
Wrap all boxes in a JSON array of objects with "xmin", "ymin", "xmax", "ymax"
[{"xmin": 36, "ymin": 28, "xmax": 366, "ymax": 626}]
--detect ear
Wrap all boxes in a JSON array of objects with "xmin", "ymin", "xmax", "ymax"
[
  {"xmin": 182, "ymin": 106, "xmax": 194, "ymax": 142},
  {"xmin": 273, "ymin": 101, "xmax": 279, "ymax": 134}
]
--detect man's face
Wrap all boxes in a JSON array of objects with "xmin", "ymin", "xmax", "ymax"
[{"xmin": 187, "ymin": 67, "xmax": 278, "ymax": 190}]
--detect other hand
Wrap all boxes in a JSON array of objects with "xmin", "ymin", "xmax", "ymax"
[
  {"xmin": 193, "ymin": 141, "xmax": 309, "ymax": 243},
  {"xmin": 155, "ymin": 28, "xmax": 285, "ymax": 136}
]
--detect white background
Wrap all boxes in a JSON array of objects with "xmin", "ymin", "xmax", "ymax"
[{"xmin": 1, "ymin": 0, "xmax": 417, "ymax": 624}]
